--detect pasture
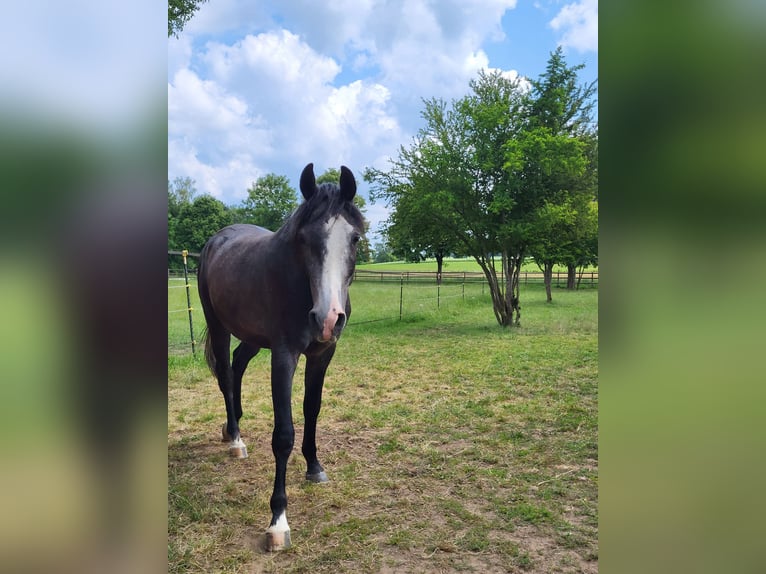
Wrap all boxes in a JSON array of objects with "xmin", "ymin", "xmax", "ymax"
[{"xmin": 168, "ymin": 279, "xmax": 597, "ymax": 573}]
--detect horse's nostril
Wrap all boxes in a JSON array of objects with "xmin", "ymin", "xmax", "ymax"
[
  {"xmin": 335, "ymin": 313, "xmax": 346, "ymax": 331},
  {"xmin": 309, "ymin": 310, "xmax": 322, "ymax": 329}
]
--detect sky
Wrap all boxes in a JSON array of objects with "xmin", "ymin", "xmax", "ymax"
[{"xmin": 168, "ymin": 0, "xmax": 598, "ymax": 242}]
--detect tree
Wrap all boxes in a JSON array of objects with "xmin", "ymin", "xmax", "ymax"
[
  {"xmin": 523, "ymin": 47, "xmax": 598, "ymax": 290},
  {"xmin": 371, "ymin": 241, "xmax": 396, "ymax": 263},
  {"xmin": 174, "ymin": 195, "xmax": 233, "ymax": 259},
  {"xmin": 527, "ymin": 199, "xmax": 578, "ymax": 302},
  {"xmin": 168, "ymin": 176, "xmax": 198, "ymax": 270},
  {"xmin": 367, "ymin": 52, "xmax": 597, "ymax": 327},
  {"xmin": 368, "ymin": 71, "xmax": 528, "ymax": 326},
  {"xmin": 564, "ymin": 132, "xmax": 598, "ymax": 288},
  {"xmin": 168, "ymin": 0, "xmax": 208, "ymax": 37},
  {"xmin": 168, "ymin": 176, "xmax": 196, "ymax": 215},
  {"xmin": 504, "ymin": 126, "xmax": 590, "ymax": 301},
  {"xmin": 368, "ymin": 141, "xmax": 464, "ymax": 283},
  {"xmin": 234, "ymin": 174, "xmax": 298, "ymax": 232},
  {"xmin": 569, "ymin": 199, "xmax": 598, "ymax": 289}
]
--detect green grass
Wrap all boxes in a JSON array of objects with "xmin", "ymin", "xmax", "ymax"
[{"xmin": 168, "ymin": 279, "xmax": 597, "ymax": 573}]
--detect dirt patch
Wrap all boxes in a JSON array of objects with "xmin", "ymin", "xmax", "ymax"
[{"xmin": 174, "ymin": 423, "xmax": 597, "ymax": 574}]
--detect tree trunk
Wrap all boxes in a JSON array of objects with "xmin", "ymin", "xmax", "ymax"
[
  {"xmin": 435, "ymin": 252, "xmax": 444, "ymax": 285},
  {"xmin": 502, "ymin": 251, "xmax": 522, "ymax": 326},
  {"xmin": 476, "ymin": 256, "xmax": 510, "ymax": 326},
  {"xmin": 567, "ymin": 263, "xmax": 576, "ymax": 290},
  {"xmin": 543, "ymin": 262, "xmax": 553, "ymax": 302},
  {"xmin": 475, "ymin": 251, "xmax": 522, "ymax": 327},
  {"xmin": 508, "ymin": 253, "xmax": 522, "ymax": 325}
]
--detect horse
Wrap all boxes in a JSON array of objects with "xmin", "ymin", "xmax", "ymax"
[{"xmin": 197, "ymin": 163, "xmax": 364, "ymax": 551}]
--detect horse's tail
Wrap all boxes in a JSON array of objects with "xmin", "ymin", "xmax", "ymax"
[{"xmin": 201, "ymin": 326, "xmax": 216, "ymax": 376}]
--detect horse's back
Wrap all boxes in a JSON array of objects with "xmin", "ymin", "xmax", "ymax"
[
  {"xmin": 200, "ymin": 224, "xmax": 272, "ymax": 268},
  {"xmin": 204, "ymin": 223, "xmax": 272, "ymax": 249}
]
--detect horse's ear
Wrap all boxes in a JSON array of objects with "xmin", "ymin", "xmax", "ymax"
[
  {"xmin": 339, "ymin": 166, "xmax": 356, "ymax": 201},
  {"xmin": 300, "ymin": 163, "xmax": 317, "ymax": 199}
]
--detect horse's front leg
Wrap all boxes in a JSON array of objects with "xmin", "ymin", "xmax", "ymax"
[
  {"xmin": 265, "ymin": 348, "xmax": 298, "ymax": 552},
  {"xmin": 302, "ymin": 345, "xmax": 336, "ymax": 483}
]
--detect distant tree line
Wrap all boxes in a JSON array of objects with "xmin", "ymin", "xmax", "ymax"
[
  {"xmin": 365, "ymin": 48, "xmax": 597, "ymax": 326},
  {"xmin": 168, "ymin": 170, "xmax": 371, "ymax": 270}
]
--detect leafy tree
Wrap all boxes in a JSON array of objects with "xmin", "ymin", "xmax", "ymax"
[
  {"xmin": 523, "ymin": 47, "xmax": 598, "ymax": 289},
  {"xmin": 504, "ymin": 125, "xmax": 590, "ymax": 301},
  {"xmin": 564, "ymin": 132, "xmax": 598, "ymax": 288},
  {"xmin": 168, "ymin": 0, "xmax": 208, "ymax": 37},
  {"xmin": 527, "ymin": 199, "xmax": 578, "ymax": 302},
  {"xmin": 374, "ymin": 168, "xmax": 462, "ymax": 282},
  {"xmin": 168, "ymin": 176, "xmax": 196, "ymax": 216},
  {"xmin": 368, "ymin": 70, "xmax": 528, "ymax": 326},
  {"xmin": 368, "ymin": 51, "xmax": 596, "ymax": 327},
  {"xmin": 371, "ymin": 241, "xmax": 396, "ymax": 263},
  {"xmin": 174, "ymin": 195, "xmax": 233, "ymax": 259},
  {"xmin": 570, "ymin": 199, "xmax": 598, "ymax": 288},
  {"xmin": 168, "ymin": 176, "xmax": 198, "ymax": 270},
  {"xmin": 527, "ymin": 47, "xmax": 596, "ymax": 137},
  {"xmin": 234, "ymin": 173, "xmax": 298, "ymax": 232}
]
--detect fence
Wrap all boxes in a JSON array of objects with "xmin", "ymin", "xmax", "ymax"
[
  {"xmin": 352, "ymin": 268, "xmax": 598, "ymax": 288},
  {"xmin": 168, "ymin": 250, "xmax": 199, "ymax": 356},
  {"xmin": 168, "ymin": 258, "xmax": 597, "ymax": 355}
]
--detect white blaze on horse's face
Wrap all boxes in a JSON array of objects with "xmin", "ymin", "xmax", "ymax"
[{"xmin": 311, "ymin": 214, "xmax": 355, "ymax": 342}]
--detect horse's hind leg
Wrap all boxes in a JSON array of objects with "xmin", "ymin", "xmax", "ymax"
[
  {"xmin": 222, "ymin": 342, "xmax": 260, "ymax": 442},
  {"xmin": 302, "ymin": 345, "xmax": 336, "ymax": 483},
  {"xmin": 209, "ymin": 329, "xmax": 248, "ymax": 458}
]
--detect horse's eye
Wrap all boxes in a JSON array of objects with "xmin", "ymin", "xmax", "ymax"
[{"xmin": 351, "ymin": 234, "xmax": 361, "ymax": 245}]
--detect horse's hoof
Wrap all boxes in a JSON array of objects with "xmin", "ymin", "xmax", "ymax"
[
  {"xmin": 221, "ymin": 423, "xmax": 232, "ymax": 442},
  {"xmin": 265, "ymin": 529, "xmax": 291, "ymax": 551},
  {"xmin": 306, "ymin": 471, "xmax": 329, "ymax": 483},
  {"xmin": 229, "ymin": 445, "xmax": 248, "ymax": 458},
  {"xmin": 228, "ymin": 437, "xmax": 248, "ymax": 458}
]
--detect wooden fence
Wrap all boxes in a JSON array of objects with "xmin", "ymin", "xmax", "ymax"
[{"xmin": 353, "ymin": 269, "xmax": 598, "ymax": 287}]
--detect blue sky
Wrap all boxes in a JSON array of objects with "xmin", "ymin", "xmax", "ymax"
[{"xmin": 168, "ymin": 0, "xmax": 597, "ymax": 241}]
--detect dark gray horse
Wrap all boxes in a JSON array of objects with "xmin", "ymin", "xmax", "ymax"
[{"xmin": 197, "ymin": 163, "xmax": 364, "ymax": 550}]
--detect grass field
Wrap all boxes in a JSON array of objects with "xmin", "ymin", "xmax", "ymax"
[{"xmin": 168, "ymin": 278, "xmax": 598, "ymax": 573}]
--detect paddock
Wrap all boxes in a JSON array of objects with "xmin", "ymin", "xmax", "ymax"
[{"xmin": 168, "ymin": 281, "xmax": 598, "ymax": 573}]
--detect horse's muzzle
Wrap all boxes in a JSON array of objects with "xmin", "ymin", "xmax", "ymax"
[{"xmin": 309, "ymin": 308, "xmax": 346, "ymax": 342}]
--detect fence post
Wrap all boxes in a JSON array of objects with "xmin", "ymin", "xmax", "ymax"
[
  {"xmin": 182, "ymin": 249, "xmax": 196, "ymax": 355},
  {"xmin": 437, "ymin": 280, "xmax": 440, "ymax": 309},
  {"xmin": 399, "ymin": 274, "xmax": 404, "ymax": 321},
  {"xmin": 462, "ymin": 272, "xmax": 466, "ymax": 301}
]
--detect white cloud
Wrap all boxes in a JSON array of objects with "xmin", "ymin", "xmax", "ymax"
[
  {"xmin": 168, "ymin": 29, "xmax": 405, "ymax": 211},
  {"xmin": 168, "ymin": 67, "xmax": 274, "ymax": 201},
  {"xmin": 352, "ymin": 0, "xmax": 516, "ymax": 100},
  {"xmin": 549, "ymin": 0, "xmax": 598, "ymax": 53},
  {"xmin": 203, "ymin": 30, "xmax": 341, "ymax": 89},
  {"xmin": 167, "ymin": 0, "xmax": 529, "ymax": 239}
]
